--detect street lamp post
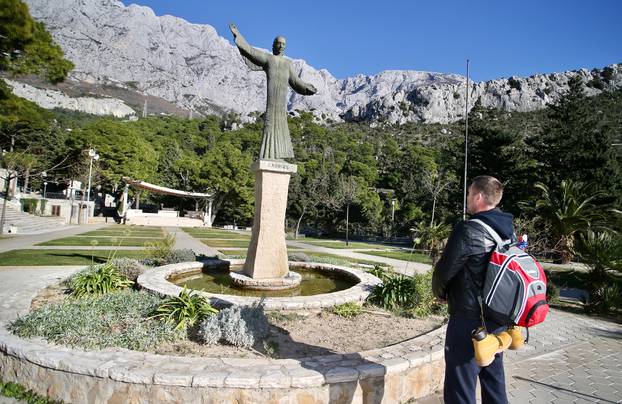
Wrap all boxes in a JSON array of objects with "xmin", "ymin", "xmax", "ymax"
[
  {"xmin": 86, "ymin": 149, "xmax": 99, "ymax": 220},
  {"xmin": 43, "ymin": 182, "xmax": 48, "ymax": 198}
]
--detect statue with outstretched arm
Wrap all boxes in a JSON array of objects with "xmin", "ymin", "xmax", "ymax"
[{"xmin": 230, "ymin": 23, "xmax": 317, "ymax": 160}]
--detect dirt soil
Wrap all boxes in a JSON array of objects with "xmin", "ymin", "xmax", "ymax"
[
  {"xmin": 30, "ymin": 284, "xmax": 446, "ymax": 359},
  {"xmin": 155, "ymin": 310, "xmax": 445, "ymax": 359}
]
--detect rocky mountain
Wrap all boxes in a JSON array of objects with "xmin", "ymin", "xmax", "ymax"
[{"xmin": 20, "ymin": 0, "xmax": 622, "ymax": 124}]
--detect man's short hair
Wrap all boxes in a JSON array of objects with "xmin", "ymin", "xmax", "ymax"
[{"xmin": 471, "ymin": 175, "xmax": 503, "ymax": 206}]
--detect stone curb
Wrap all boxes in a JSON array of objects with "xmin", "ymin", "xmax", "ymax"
[{"xmin": 0, "ymin": 323, "xmax": 446, "ymax": 389}]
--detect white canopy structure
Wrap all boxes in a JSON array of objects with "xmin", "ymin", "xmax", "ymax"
[
  {"xmin": 122, "ymin": 177, "xmax": 212, "ymax": 198},
  {"xmin": 120, "ymin": 177, "xmax": 214, "ymax": 227}
]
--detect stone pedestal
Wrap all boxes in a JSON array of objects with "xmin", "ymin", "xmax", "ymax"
[{"xmin": 243, "ymin": 159, "xmax": 297, "ymax": 280}]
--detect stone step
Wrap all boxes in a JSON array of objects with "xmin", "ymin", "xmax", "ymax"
[{"xmin": 0, "ymin": 204, "xmax": 66, "ymax": 234}]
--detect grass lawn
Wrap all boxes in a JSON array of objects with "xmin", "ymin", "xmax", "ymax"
[
  {"xmin": 361, "ymin": 249, "xmax": 432, "ymax": 264},
  {"xmin": 182, "ymin": 228, "xmax": 249, "ymax": 239},
  {"xmin": 201, "ymin": 239, "xmax": 251, "ymax": 248},
  {"xmin": 295, "ymin": 239, "xmax": 389, "ymax": 250},
  {"xmin": 79, "ymin": 229, "xmax": 164, "ymax": 237},
  {"xmin": 0, "ymin": 249, "xmax": 151, "ymax": 266},
  {"xmin": 37, "ymin": 237, "xmax": 161, "ymax": 247}
]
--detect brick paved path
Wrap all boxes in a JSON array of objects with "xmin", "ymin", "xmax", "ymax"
[{"xmin": 422, "ymin": 309, "xmax": 622, "ymax": 404}]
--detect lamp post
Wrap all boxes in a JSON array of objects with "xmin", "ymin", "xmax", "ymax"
[{"xmin": 86, "ymin": 149, "xmax": 99, "ymax": 219}]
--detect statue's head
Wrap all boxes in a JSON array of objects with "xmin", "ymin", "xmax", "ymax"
[{"xmin": 272, "ymin": 36, "xmax": 286, "ymax": 56}]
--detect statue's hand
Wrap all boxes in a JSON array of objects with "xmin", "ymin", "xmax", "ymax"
[{"xmin": 229, "ymin": 23, "xmax": 239, "ymax": 37}]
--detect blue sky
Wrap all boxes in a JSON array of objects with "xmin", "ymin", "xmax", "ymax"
[{"xmin": 122, "ymin": 0, "xmax": 621, "ymax": 82}]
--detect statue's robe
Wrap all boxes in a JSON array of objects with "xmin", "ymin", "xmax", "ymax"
[{"xmin": 233, "ymin": 35, "xmax": 315, "ymax": 160}]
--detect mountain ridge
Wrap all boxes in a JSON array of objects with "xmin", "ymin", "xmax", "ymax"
[{"xmin": 17, "ymin": 0, "xmax": 622, "ymax": 123}]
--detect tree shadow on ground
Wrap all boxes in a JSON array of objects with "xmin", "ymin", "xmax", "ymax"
[{"xmin": 251, "ymin": 322, "xmax": 388, "ymax": 404}]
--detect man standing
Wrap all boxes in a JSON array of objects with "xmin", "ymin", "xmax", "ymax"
[{"xmin": 432, "ymin": 176, "xmax": 514, "ymax": 404}]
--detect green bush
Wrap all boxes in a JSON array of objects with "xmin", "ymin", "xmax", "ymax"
[
  {"xmin": 368, "ymin": 271, "xmax": 446, "ymax": 316},
  {"xmin": 1, "ymin": 378, "xmax": 61, "ymax": 404},
  {"xmin": 109, "ymin": 258, "xmax": 145, "ymax": 281},
  {"xmin": 8, "ymin": 290, "xmax": 181, "ymax": 350},
  {"xmin": 332, "ymin": 302, "xmax": 362, "ymax": 317},
  {"xmin": 20, "ymin": 198, "xmax": 38, "ymax": 214},
  {"xmin": 151, "ymin": 288, "xmax": 218, "ymax": 330},
  {"xmin": 144, "ymin": 233, "xmax": 176, "ymax": 263},
  {"xmin": 39, "ymin": 198, "xmax": 47, "ymax": 215},
  {"xmin": 408, "ymin": 271, "xmax": 447, "ymax": 317},
  {"xmin": 546, "ymin": 281, "xmax": 560, "ymax": 303},
  {"xmin": 69, "ymin": 263, "xmax": 133, "ymax": 297},
  {"xmin": 164, "ymin": 248, "xmax": 196, "ymax": 264},
  {"xmin": 369, "ymin": 273, "xmax": 413, "ymax": 310}
]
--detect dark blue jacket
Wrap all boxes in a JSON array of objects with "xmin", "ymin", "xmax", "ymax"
[{"xmin": 432, "ymin": 208, "xmax": 515, "ymax": 318}]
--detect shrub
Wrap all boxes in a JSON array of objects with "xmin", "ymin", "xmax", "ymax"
[
  {"xmin": 39, "ymin": 198, "xmax": 47, "ymax": 215},
  {"xmin": 409, "ymin": 271, "xmax": 446, "ymax": 317},
  {"xmin": 368, "ymin": 265, "xmax": 389, "ymax": 280},
  {"xmin": 144, "ymin": 234, "xmax": 176, "ymax": 263},
  {"xmin": 109, "ymin": 258, "xmax": 145, "ymax": 281},
  {"xmin": 288, "ymin": 252, "xmax": 310, "ymax": 262},
  {"xmin": 368, "ymin": 273, "xmax": 414, "ymax": 310},
  {"xmin": 198, "ymin": 302, "xmax": 269, "ymax": 348},
  {"xmin": 546, "ymin": 281, "xmax": 560, "ymax": 303},
  {"xmin": 8, "ymin": 290, "xmax": 181, "ymax": 350},
  {"xmin": 368, "ymin": 271, "xmax": 446, "ymax": 316},
  {"xmin": 164, "ymin": 249, "xmax": 196, "ymax": 264},
  {"xmin": 151, "ymin": 288, "xmax": 218, "ymax": 330},
  {"xmin": 19, "ymin": 198, "xmax": 38, "ymax": 214},
  {"xmin": 1, "ymin": 379, "xmax": 61, "ymax": 404},
  {"xmin": 69, "ymin": 263, "xmax": 133, "ymax": 297},
  {"xmin": 508, "ymin": 77, "xmax": 522, "ymax": 91},
  {"xmin": 332, "ymin": 302, "xmax": 362, "ymax": 317}
]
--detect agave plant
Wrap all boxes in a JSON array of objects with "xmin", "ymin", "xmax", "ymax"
[
  {"xmin": 368, "ymin": 273, "xmax": 414, "ymax": 310},
  {"xmin": 151, "ymin": 288, "xmax": 218, "ymax": 330},
  {"xmin": 70, "ymin": 263, "xmax": 134, "ymax": 298}
]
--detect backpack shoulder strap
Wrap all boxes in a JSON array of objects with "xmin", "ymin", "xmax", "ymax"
[{"xmin": 469, "ymin": 218, "xmax": 508, "ymax": 247}]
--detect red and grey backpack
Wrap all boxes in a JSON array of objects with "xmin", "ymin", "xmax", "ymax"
[{"xmin": 471, "ymin": 219, "xmax": 549, "ymax": 335}]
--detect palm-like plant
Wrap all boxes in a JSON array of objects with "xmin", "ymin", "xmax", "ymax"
[
  {"xmin": 151, "ymin": 288, "xmax": 218, "ymax": 330},
  {"xmin": 575, "ymin": 230, "xmax": 622, "ymax": 314},
  {"xmin": 413, "ymin": 221, "xmax": 450, "ymax": 265},
  {"xmin": 534, "ymin": 181, "xmax": 610, "ymax": 263}
]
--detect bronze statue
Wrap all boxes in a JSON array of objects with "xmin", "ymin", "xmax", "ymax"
[{"xmin": 230, "ymin": 23, "xmax": 317, "ymax": 160}]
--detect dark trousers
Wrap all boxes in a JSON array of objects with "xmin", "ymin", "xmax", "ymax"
[{"xmin": 443, "ymin": 315, "xmax": 508, "ymax": 404}]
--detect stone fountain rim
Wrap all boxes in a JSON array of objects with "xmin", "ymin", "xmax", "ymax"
[{"xmin": 137, "ymin": 259, "xmax": 382, "ymax": 311}]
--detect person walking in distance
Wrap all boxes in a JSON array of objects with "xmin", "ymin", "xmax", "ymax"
[{"xmin": 432, "ymin": 176, "xmax": 515, "ymax": 404}]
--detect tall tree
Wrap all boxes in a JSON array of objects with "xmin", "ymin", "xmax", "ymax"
[{"xmin": 0, "ymin": 0, "xmax": 73, "ymax": 82}]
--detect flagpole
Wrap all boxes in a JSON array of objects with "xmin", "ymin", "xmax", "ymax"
[{"xmin": 462, "ymin": 59, "xmax": 470, "ymax": 220}]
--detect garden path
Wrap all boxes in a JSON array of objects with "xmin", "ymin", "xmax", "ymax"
[
  {"xmin": 286, "ymin": 240, "xmax": 431, "ymax": 276},
  {"xmin": 165, "ymin": 226, "xmax": 220, "ymax": 257},
  {"xmin": 0, "ymin": 223, "xmax": 109, "ymax": 253}
]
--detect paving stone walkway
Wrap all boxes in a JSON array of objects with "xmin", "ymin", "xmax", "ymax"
[{"xmin": 423, "ymin": 309, "xmax": 622, "ymax": 403}]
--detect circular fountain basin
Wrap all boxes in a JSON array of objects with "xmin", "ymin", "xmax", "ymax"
[
  {"xmin": 172, "ymin": 265, "xmax": 358, "ymax": 297},
  {"xmin": 137, "ymin": 259, "xmax": 381, "ymax": 311}
]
